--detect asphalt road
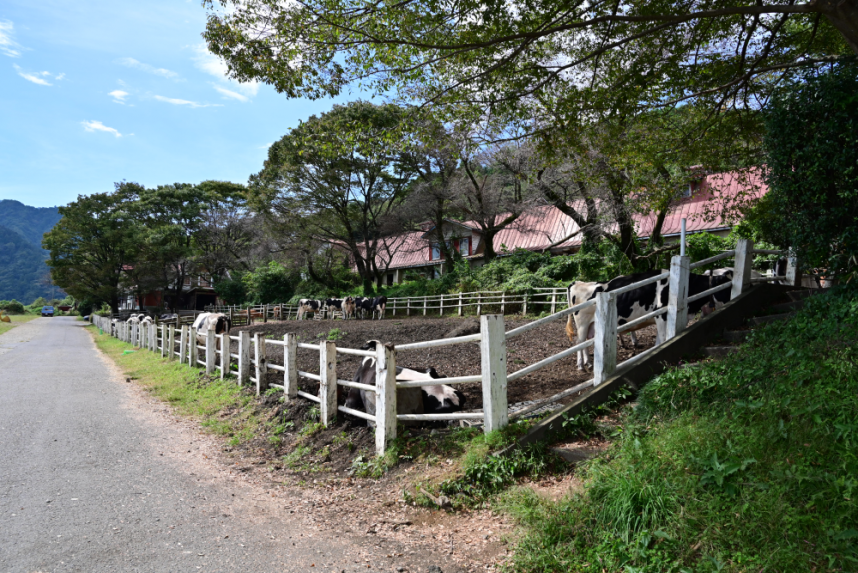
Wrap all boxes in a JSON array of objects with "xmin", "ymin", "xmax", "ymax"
[{"xmin": 0, "ymin": 317, "xmax": 416, "ymax": 573}]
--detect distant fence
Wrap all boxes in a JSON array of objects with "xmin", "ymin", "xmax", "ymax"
[
  {"xmin": 204, "ymin": 289, "xmax": 573, "ymax": 320},
  {"xmin": 94, "ymin": 240, "xmax": 801, "ymax": 456}
]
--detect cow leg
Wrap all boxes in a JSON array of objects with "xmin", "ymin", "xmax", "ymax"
[{"xmin": 630, "ymin": 331, "xmax": 639, "ymax": 348}]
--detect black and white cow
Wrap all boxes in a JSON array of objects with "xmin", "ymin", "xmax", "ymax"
[
  {"xmin": 297, "ymin": 299, "xmax": 323, "ymax": 320},
  {"xmin": 344, "ymin": 342, "xmax": 466, "ymax": 419},
  {"xmin": 191, "ymin": 312, "xmax": 232, "ymax": 346},
  {"xmin": 371, "ymin": 296, "xmax": 388, "ymax": 320},
  {"xmin": 324, "ymin": 298, "xmax": 343, "ymax": 318},
  {"xmin": 356, "ymin": 297, "xmax": 375, "ymax": 319},
  {"xmin": 567, "ymin": 270, "xmax": 734, "ymax": 369}
]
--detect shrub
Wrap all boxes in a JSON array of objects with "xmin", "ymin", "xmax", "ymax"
[
  {"xmin": 0, "ymin": 299, "xmax": 25, "ymax": 314},
  {"xmin": 761, "ymin": 62, "xmax": 858, "ymax": 280}
]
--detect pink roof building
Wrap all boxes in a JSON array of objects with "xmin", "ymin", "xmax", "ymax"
[{"xmin": 364, "ymin": 170, "xmax": 767, "ymax": 284}]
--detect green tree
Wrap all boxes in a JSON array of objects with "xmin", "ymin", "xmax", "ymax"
[
  {"xmin": 249, "ymin": 101, "xmax": 416, "ymax": 294},
  {"xmin": 241, "ymin": 261, "xmax": 300, "ymax": 304},
  {"xmin": 43, "ymin": 188, "xmax": 139, "ymax": 313},
  {"xmin": 758, "ymin": 62, "xmax": 858, "ymax": 278},
  {"xmin": 203, "ymin": 0, "xmax": 853, "ymax": 133}
]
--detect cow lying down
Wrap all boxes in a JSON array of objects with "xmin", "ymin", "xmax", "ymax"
[
  {"xmin": 191, "ymin": 312, "xmax": 232, "ymax": 347},
  {"xmin": 344, "ymin": 343, "xmax": 465, "ymax": 424}
]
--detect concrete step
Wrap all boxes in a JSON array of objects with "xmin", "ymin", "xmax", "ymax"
[
  {"xmin": 788, "ymin": 289, "xmax": 822, "ymax": 302},
  {"xmin": 722, "ymin": 330, "xmax": 750, "ymax": 343},
  {"xmin": 750, "ymin": 312, "xmax": 796, "ymax": 326},
  {"xmin": 769, "ymin": 299, "xmax": 805, "ymax": 314},
  {"xmin": 551, "ymin": 446, "xmax": 605, "ymax": 464},
  {"xmin": 703, "ymin": 346, "xmax": 740, "ymax": 358}
]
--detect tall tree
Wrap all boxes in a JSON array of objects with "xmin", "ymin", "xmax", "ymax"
[
  {"xmin": 43, "ymin": 186, "xmax": 139, "ymax": 313},
  {"xmin": 249, "ymin": 101, "xmax": 416, "ymax": 294},
  {"xmin": 204, "ymin": 0, "xmax": 854, "ymax": 134}
]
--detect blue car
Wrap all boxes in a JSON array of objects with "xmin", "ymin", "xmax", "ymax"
[{"xmin": 41, "ymin": 305, "xmax": 54, "ymax": 317}]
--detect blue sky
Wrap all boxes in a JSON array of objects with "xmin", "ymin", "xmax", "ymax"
[{"xmin": 0, "ymin": 0, "xmax": 362, "ymax": 208}]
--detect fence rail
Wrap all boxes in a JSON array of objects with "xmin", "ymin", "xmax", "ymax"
[{"xmin": 93, "ymin": 241, "xmax": 802, "ymax": 457}]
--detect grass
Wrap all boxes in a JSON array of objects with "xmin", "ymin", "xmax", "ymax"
[
  {"xmin": 0, "ymin": 313, "xmax": 39, "ymax": 336},
  {"xmin": 89, "ymin": 326, "xmax": 261, "ymax": 442},
  {"xmin": 500, "ymin": 287, "xmax": 858, "ymax": 572}
]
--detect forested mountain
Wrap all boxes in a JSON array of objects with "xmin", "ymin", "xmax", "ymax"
[{"xmin": 0, "ymin": 200, "xmax": 63, "ymax": 302}]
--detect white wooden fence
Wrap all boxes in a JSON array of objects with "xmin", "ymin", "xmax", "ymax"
[
  {"xmin": 93, "ymin": 240, "xmax": 798, "ymax": 456},
  {"xmin": 205, "ymin": 289, "xmax": 576, "ymax": 320}
]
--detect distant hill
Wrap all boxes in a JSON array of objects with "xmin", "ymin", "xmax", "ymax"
[{"xmin": 0, "ymin": 200, "xmax": 64, "ymax": 302}]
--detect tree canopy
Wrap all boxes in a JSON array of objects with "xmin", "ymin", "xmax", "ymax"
[{"xmin": 204, "ymin": 0, "xmax": 855, "ymax": 140}]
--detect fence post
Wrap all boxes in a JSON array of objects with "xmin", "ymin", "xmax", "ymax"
[
  {"xmin": 238, "ymin": 331, "xmax": 250, "ymax": 385},
  {"xmin": 189, "ymin": 327, "xmax": 199, "ymax": 367},
  {"xmin": 319, "ymin": 341, "xmax": 338, "ymax": 426},
  {"xmin": 501, "ymin": 293, "xmax": 506, "ymax": 315},
  {"xmin": 150, "ymin": 324, "xmax": 157, "ymax": 351},
  {"xmin": 205, "ymin": 329, "xmax": 216, "ymax": 374},
  {"xmin": 477, "ymin": 293, "xmax": 482, "ymax": 316},
  {"xmin": 786, "ymin": 251, "xmax": 802, "ymax": 287},
  {"xmin": 179, "ymin": 325, "xmax": 188, "ymax": 364},
  {"xmin": 423, "ymin": 296, "xmax": 428, "ymax": 316},
  {"xmin": 551, "ymin": 292, "xmax": 557, "ymax": 314},
  {"xmin": 731, "ymin": 238, "xmax": 754, "ymax": 299},
  {"xmin": 375, "ymin": 342, "xmax": 397, "ymax": 456},
  {"xmin": 407, "ymin": 297, "xmax": 411, "ymax": 316},
  {"xmin": 439, "ymin": 294, "xmax": 444, "ymax": 316},
  {"xmin": 458, "ymin": 292, "xmax": 463, "ymax": 316},
  {"xmin": 133, "ymin": 323, "xmax": 139, "ymax": 347},
  {"xmin": 220, "ymin": 334, "xmax": 228, "ymax": 379},
  {"xmin": 480, "ymin": 314, "xmax": 508, "ymax": 433},
  {"xmin": 166, "ymin": 326, "xmax": 174, "ymax": 360},
  {"xmin": 254, "ymin": 333, "xmax": 268, "ymax": 395},
  {"xmin": 284, "ymin": 333, "xmax": 298, "ymax": 402},
  {"xmin": 593, "ymin": 292, "xmax": 618, "ymax": 386},
  {"xmin": 263, "ymin": 304, "xmax": 268, "ymax": 323},
  {"xmin": 247, "ymin": 307, "xmax": 252, "ymax": 325},
  {"xmin": 523, "ymin": 292, "xmax": 528, "ymax": 316},
  {"xmin": 666, "ymin": 255, "xmax": 690, "ymax": 340}
]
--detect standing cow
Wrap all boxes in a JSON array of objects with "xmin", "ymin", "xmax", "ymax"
[{"xmin": 297, "ymin": 299, "xmax": 323, "ymax": 320}]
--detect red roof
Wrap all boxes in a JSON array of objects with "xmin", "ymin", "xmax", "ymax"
[{"xmin": 372, "ymin": 169, "xmax": 767, "ymax": 270}]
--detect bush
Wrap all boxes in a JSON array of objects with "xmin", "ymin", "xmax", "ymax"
[
  {"xmin": 242, "ymin": 262, "xmax": 301, "ymax": 304},
  {"xmin": 0, "ymin": 299, "xmax": 26, "ymax": 314},
  {"xmin": 213, "ymin": 275, "xmax": 248, "ymax": 305},
  {"xmin": 761, "ymin": 62, "xmax": 858, "ymax": 280}
]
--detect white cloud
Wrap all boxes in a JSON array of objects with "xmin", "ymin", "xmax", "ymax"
[
  {"xmin": 55, "ymin": 73, "xmax": 65, "ymax": 81},
  {"xmin": 82, "ymin": 120, "xmax": 122, "ymax": 137},
  {"xmin": 154, "ymin": 95, "xmax": 221, "ymax": 108},
  {"xmin": 192, "ymin": 43, "xmax": 259, "ymax": 98},
  {"xmin": 212, "ymin": 84, "xmax": 249, "ymax": 102},
  {"xmin": 0, "ymin": 20, "xmax": 22, "ymax": 58},
  {"xmin": 14, "ymin": 64, "xmax": 52, "ymax": 86},
  {"xmin": 117, "ymin": 57, "xmax": 179, "ymax": 79},
  {"xmin": 109, "ymin": 90, "xmax": 129, "ymax": 103}
]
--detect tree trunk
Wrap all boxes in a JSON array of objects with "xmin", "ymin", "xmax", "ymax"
[{"xmin": 816, "ymin": 0, "xmax": 858, "ymax": 54}]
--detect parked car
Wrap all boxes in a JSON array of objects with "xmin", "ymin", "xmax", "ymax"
[{"xmin": 41, "ymin": 306, "xmax": 54, "ymax": 317}]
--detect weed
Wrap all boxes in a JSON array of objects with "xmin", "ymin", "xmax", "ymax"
[
  {"xmin": 283, "ymin": 445, "xmax": 310, "ymax": 468},
  {"xmin": 326, "ymin": 328, "xmax": 345, "ymax": 341},
  {"xmin": 308, "ymin": 405, "xmax": 321, "ymax": 421}
]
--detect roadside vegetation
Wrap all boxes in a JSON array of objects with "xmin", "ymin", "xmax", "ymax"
[{"xmin": 497, "ymin": 287, "xmax": 858, "ymax": 572}]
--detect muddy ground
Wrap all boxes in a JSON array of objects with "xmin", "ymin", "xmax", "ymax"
[{"xmin": 230, "ymin": 314, "xmax": 660, "ymax": 411}]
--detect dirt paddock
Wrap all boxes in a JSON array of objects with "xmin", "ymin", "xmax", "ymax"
[{"xmin": 230, "ymin": 315, "xmax": 660, "ymax": 413}]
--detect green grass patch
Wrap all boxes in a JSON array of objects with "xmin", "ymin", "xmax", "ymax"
[
  {"xmin": 89, "ymin": 326, "xmax": 260, "ymax": 442},
  {"xmin": 503, "ymin": 288, "xmax": 858, "ymax": 572}
]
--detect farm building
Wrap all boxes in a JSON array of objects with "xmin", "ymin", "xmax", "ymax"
[{"xmin": 367, "ymin": 169, "xmax": 766, "ymax": 285}]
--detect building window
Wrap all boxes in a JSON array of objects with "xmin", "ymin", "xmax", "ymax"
[
  {"xmin": 430, "ymin": 243, "xmax": 441, "ymax": 260},
  {"xmin": 459, "ymin": 237, "xmax": 470, "ymax": 256}
]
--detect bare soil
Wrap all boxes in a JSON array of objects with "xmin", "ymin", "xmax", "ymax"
[{"xmin": 231, "ymin": 315, "xmax": 660, "ymax": 411}]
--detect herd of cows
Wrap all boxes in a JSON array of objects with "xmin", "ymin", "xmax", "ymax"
[
  {"xmin": 112, "ymin": 264, "xmax": 779, "ymax": 421},
  {"xmin": 296, "ymin": 296, "xmax": 389, "ymax": 320}
]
